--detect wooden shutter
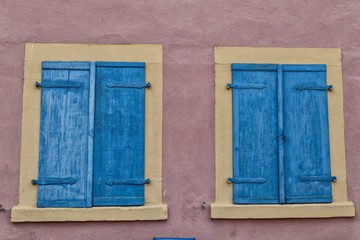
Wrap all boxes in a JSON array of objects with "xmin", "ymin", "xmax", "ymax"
[
  {"xmin": 36, "ymin": 62, "xmax": 95, "ymax": 207},
  {"xmin": 93, "ymin": 62, "xmax": 147, "ymax": 206},
  {"xmin": 283, "ymin": 64, "xmax": 333, "ymax": 203},
  {"xmin": 231, "ymin": 64, "xmax": 280, "ymax": 204}
]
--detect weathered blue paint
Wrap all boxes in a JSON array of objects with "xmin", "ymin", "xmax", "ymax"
[
  {"xmin": 231, "ymin": 63, "xmax": 278, "ymax": 71},
  {"xmin": 37, "ymin": 61, "xmax": 93, "ymax": 208},
  {"xmin": 226, "ymin": 83, "xmax": 266, "ymax": 90},
  {"xmin": 231, "ymin": 63, "xmax": 280, "ymax": 204},
  {"xmin": 93, "ymin": 62, "xmax": 147, "ymax": 206},
  {"xmin": 96, "ymin": 62, "xmax": 145, "ymax": 68},
  {"xmin": 35, "ymin": 81, "xmax": 82, "ymax": 88},
  {"xmin": 106, "ymin": 82, "xmax": 151, "ymax": 88},
  {"xmin": 228, "ymin": 177, "xmax": 266, "ymax": 184},
  {"xmin": 230, "ymin": 63, "xmax": 333, "ymax": 204},
  {"xmin": 298, "ymin": 176, "xmax": 337, "ymax": 182},
  {"xmin": 31, "ymin": 178, "xmax": 76, "ymax": 185},
  {"xmin": 296, "ymin": 85, "xmax": 333, "ymax": 91},
  {"xmin": 283, "ymin": 64, "xmax": 332, "ymax": 203},
  {"xmin": 86, "ymin": 62, "xmax": 96, "ymax": 207},
  {"xmin": 106, "ymin": 178, "xmax": 150, "ymax": 186},
  {"xmin": 42, "ymin": 61, "xmax": 91, "ymax": 70},
  {"xmin": 277, "ymin": 65, "xmax": 286, "ymax": 204},
  {"xmin": 282, "ymin": 64, "xmax": 326, "ymax": 72}
]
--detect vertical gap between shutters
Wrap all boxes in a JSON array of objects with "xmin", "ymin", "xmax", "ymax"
[{"xmin": 277, "ymin": 65, "xmax": 286, "ymax": 204}]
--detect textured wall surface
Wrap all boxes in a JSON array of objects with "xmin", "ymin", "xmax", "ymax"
[{"xmin": 0, "ymin": 0, "xmax": 359, "ymax": 239}]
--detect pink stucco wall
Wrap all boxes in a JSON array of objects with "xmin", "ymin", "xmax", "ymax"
[{"xmin": 1, "ymin": 1, "xmax": 360, "ymax": 239}]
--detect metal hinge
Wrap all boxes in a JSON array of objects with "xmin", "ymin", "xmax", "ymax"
[
  {"xmin": 106, "ymin": 82, "xmax": 151, "ymax": 89},
  {"xmin": 31, "ymin": 177, "xmax": 77, "ymax": 185},
  {"xmin": 106, "ymin": 178, "xmax": 151, "ymax": 186},
  {"xmin": 296, "ymin": 85, "xmax": 333, "ymax": 91},
  {"xmin": 227, "ymin": 177, "xmax": 266, "ymax": 184},
  {"xmin": 35, "ymin": 81, "xmax": 82, "ymax": 88},
  {"xmin": 298, "ymin": 176, "xmax": 337, "ymax": 182},
  {"xmin": 227, "ymin": 83, "xmax": 266, "ymax": 90}
]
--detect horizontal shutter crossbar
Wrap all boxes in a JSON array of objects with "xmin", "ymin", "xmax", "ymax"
[
  {"xmin": 282, "ymin": 64, "xmax": 326, "ymax": 72},
  {"xmin": 227, "ymin": 83, "xmax": 266, "ymax": 90},
  {"xmin": 106, "ymin": 178, "xmax": 150, "ymax": 186},
  {"xmin": 228, "ymin": 177, "xmax": 266, "ymax": 184},
  {"xmin": 106, "ymin": 82, "xmax": 151, "ymax": 89},
  {"xmin": 231, "ymin": 64, "xmax": 278, "ymax": 71},
  {"xmin": 296, "ymin": 85, "xmax": 333, "ymax": 91},
  {"xmin": 31, "ymin": 177, "xmax": 77, "ymax": 185},
  {"xmin": 96, "ymin": 62, "xmax": 145, "ymax": 68},
  {"xmin": 298, "ymin": 176, "xmax": 337, "ymax": 182},
  {"xmin": 35, "ymin": 81, "xmax": 82, "ymax": 88},
  {"xmin": 42, "ymin": 61, "xmax": 91, "ymax": 70}
]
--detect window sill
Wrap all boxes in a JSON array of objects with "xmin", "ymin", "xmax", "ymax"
[
  {"xmin": 210, "ymin": 202, "xmax": 355, "ymax": 219},
  {"xmin": 11, "ymin": 203, "xmax": 168, "ymax": 222}
]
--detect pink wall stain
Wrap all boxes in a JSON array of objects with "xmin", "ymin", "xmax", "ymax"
[{"xmin": 1, "ymin": 1, "xmax": 360, "ymax": 239}]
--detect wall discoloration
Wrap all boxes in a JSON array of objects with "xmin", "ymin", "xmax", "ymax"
[{"xmin": 1, "ymin": 0, "xmax": 360, "ymax": 239}]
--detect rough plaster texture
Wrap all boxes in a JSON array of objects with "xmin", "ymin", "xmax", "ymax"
[{"xmin": 0, "ymin": 0, "xmax": 359, "ymax": 239}]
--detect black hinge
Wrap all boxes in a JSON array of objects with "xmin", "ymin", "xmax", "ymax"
[
  {"xmin": 296, "ymin": 85, "xmax": 333, "ymax": 91},
  {"xmin": 31, "ymin": 177, "xmax": 77, "ymax": 185},
  {"xmin": 227, "ymin": 83, "xmax": 266, "ymax": 90},
  {"xmin": 35, "ymin": 81, "xmax": 82, "ymax": 88},
  {"xmin": 106, "ymin": 178, "xmax": 151, "ymax": 186},
  {"xmin": 106, "ymin": 83, "xmax": 151, "ymax": 89},
  {"xmin": 227, "ymin": 177, "xmax": 266, "ymax": 184}
]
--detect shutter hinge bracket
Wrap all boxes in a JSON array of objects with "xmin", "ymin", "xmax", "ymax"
[
  {"xmin": 31, "ymin": 177, "xmax": 77, "ymax": 185},
  {"xmin": 296, "ymin": 85, "xmax": 333, "ymax": 91},
  {"xmin": 106, "ymin": 178, "xmax": 151, "ymax": 186},
  {"xmin": 227, "ymin": 83, "xmax": 266, "ymax": 90},
  {"xmin": 298, "ymin": 176, "xmax": 337, "ymax": 182},
  {"xmin": 228, "ymin": 177, "xmax": 266, "ymax": 184}
]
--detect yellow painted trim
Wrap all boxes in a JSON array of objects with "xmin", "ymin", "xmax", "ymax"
[
  {"xmin": 213, "ymin": 46, "xmax": 355, "ymax": 219},
  {"xmin": 211, "ymin": 202, "xmax": 355, "ymax": 219},
  {"xmin": 11, "ymin": 204, "xmax": 168, "ymax": 222},
  {"xmin": 12, "ymin": 43, "xmax": 166, "ymax": 222}
]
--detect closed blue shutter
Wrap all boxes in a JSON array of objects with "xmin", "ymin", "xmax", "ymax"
[
  {"xmin": 283, "ymin": 64, "xmax": 333, "ymax": 203},
  {"xmin": 36, "ymin": 61, "xmax": 95, "ymax": 207},
  {"xmin": 93, "ymin": 62, "xmax": 147, "ymax": 206},
  {"xmin": 231, "ymin": 64, "xmax": 280, "ymax": 204}
]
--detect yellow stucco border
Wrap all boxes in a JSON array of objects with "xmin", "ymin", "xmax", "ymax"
[
  {"xmin": 211, "ymin": 47, "xmax": 355, "ymax": 219},
  {"xmin": 11, "ymin": 43, "xmax": 167, "ymax": 222}
]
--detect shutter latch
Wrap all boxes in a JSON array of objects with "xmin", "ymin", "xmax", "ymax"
[{"xmin": 277, "ymin": 132, "xmax": 286, "ymax": 142}]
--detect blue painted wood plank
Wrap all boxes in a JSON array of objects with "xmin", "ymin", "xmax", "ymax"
[
  {"xmin": 277, "ymin": 65, "xmax": 285, "ymax": 204},
  {"xmin": 93, "ymin": 62, "xmax": 146, "ymax": 206},
  {"xmin": 37, "ymin": 61, "xmax": 93, "ymax": 208},
  {"xmin": 232, "ymin": 63, "xmax": 278, "ymax": 71},
  {"xmin": 42, "ymin": 61, "xmax": 91, "ymax": 70},
  {"xmin": 232, "ymin": 66, "xmax": 280, "ymax": 204},
  {"xmin": 282, "ymin": 64, "xmax": 326, "ymax": 72},
  {"xmin": 86, "ymin": 62, "xmax": 96, "ymax": 207},
  {"xmin": 95, "ymin": 62, "xmax": 145, "ymax": 68},
  {"xmin": 283, "ymin": 66, "xmax": 332, "ymax": 203}
]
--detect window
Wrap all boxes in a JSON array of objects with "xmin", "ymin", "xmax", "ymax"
[
  {"xmin": 211, "ymin": 47, "xmax": 355, "ymax": 219},
  {"xmin": 34, "ymin": 61, "xmax": 148, "ymax": 208},
  {"xmin": 11, "ymin": 44, "xmax": 167, "ymax": 222},
  {"xmin": 229, "ymin": 63, "xmax": 332, "ymax": 204}
]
